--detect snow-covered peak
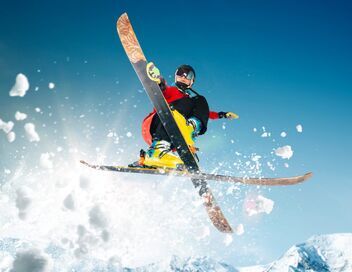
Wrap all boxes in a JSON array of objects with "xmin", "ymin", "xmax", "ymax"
[{"xmin": 263, "ymin": 233, "xmax": 352, "ymax": 272}]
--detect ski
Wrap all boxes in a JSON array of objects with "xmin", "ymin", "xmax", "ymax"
[
  {"xmin": 80, "ymin": 160, "xmax": 313, "ymax": 186},
  {"xmin": 116, "ymin": 13, "xmax": 233, "ymax": 233}
]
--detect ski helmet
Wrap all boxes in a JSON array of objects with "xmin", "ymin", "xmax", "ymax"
[
  {"xmin": 175, "ymin": 64, "xmax": 196, "ymax": 82},
  {"xmin": 175, "ymin": 65, "xmax": 196, "ymax": 91}
]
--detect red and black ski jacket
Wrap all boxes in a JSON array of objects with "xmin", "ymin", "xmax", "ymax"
[{"xmin": 142, "ymin": 85, "xmax": 221, "ymax": 145}]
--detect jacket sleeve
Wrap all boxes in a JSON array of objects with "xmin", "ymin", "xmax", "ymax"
[{"xmin": 209, "ymin": 111, "xmax": 220, "ymax": 119}]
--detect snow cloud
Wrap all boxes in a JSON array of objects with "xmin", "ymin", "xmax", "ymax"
[
  {"xmin": 24, "ymin": 123, "xmax": 40, "ymax": 142},
  {"xmin": 10, "ymin": 248, "xmax": 51, "ymax": 272},
  {"xmin": 16, "ymin": 187, "xmax": 32, "ymax": 220},
  {"xmin": 9, "ymin": 73, "xmax": 30, "ymax": 97},
  {"xmin": 275, "ymin": 145, "xmax": 293, "ymax": 159},
  {"xmin": 89, "ymin": 205, "xmax": 108, "ymax": 229}
]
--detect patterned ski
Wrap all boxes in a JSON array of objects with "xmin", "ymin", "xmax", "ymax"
[
  {"xmin": 116, "ymin": 13, "xmax": 233, "ymax": 233},
  {"xmin": 80, "ymin": 160, "xmax": 313, "ymax": 186}
]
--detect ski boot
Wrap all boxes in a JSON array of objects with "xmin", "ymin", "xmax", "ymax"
[{"xmin": 142, "ymin": 140, "xmax": 185, "ymax": 170}]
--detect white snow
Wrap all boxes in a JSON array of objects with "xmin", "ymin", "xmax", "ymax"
[
  {"xmin": 24, "ymin": 123, "xmax": 40, "ymax": 142},
  {"xmin": 251, "ymin": 155, "xmax": 261, "ymax": 162},
  {"xmin": 261, "ymin": 132, "xmax": 270, "ymax": 138},
  {"xmin": 35, "ymin": 107, "xmax": 41, "ymax": 113},
  {"xmin": 235, "ymin": 224, "xmax": 245, "ymax": 236},
  {"xmin": 126, "ymin": 132, "xmax": 132, "ymax": 137},
  {"xmin": 15, "ymin": 187, "xmax": 32, "ymax": 220},
  {"xmin": 0, "ymin": 119, "xmax": 14, "ymax": 133},
  {"xmin": 244, "ymin": 195, "xmax": 274, "ymax": 216},
  {"xmin": 7, "ymin": 131, "xmax": 16, "ymax": 143},
  {"xmin": 275, "ymin": 145, "xmax": 293, "ymax": 159},
  {"xmin": 264, "ymin": 233, "xmax": 352, "ymax": 272},
  {"xmin": 48, "ymin": 82, "xmax": 55, "ymax": 89},
  {"xmin": 9, "ymin": 73, "xmax": 30, "ymax": 97},
  {"xmin": 224, "ymin": 234, "xmax": 233, "ymax": 246},
  {"xmin": 63, "ymin": 193, "xmax": 75, "ymax": 210},
  {"xmin": 296, "ymin": 124, "xmax": 303, "ymax": 133},
  {"xmin": 280, "ymin": 131, "xmax": 287, "ymax": 137},
  {"xmin": 267, "ymin": 161, "xmax": 275, "ymax": 171},
  {"xmin": 15, "ymin": 111, "xmax": 28, "ymax": 121},
  {"xmin": 40, "ymin": 153, "xmax": 54, "ymax": 169}
]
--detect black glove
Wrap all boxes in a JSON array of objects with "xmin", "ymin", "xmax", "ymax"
[{"xmin": 218, "ymin": 111, "xmax": 227, "ymax": 119}]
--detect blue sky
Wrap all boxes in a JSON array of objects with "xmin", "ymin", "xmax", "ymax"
[{"xmin": 1, "ymin": 0, "xmax": 352, "ymax": 267}]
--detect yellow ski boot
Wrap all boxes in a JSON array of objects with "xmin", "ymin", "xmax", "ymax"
[{"xmin": 143, "ymin": 140, "xmax": 184, "ymax": 170}]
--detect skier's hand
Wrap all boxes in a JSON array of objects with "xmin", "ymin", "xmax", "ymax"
[
  {"xmin": 218, "ymin": 111, "xmax": 239, "ymax": 120},
  {"xmin": 159, "ymin": 77, "xmax": 167, "ymax": 91}
]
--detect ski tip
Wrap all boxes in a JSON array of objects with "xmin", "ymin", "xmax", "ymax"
[
  {"xmin": 304, "ymin": 172, "xmax": 313, "ymax": 180},
  {"xmin": 117, "ymin": 13, "xmax": 129, "ymax": 25},
  {"xmin": 80, "ymin": 160, "xmax": 88, "ymax": 166}
]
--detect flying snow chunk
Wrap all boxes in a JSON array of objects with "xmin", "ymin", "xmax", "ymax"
[
  {"xmin": 24, "ymin": 123, "xmax": 40, "ymax": 142},
  {"xmin": 40, "ymin": 153, "xmax": 54, "ymax": 169},
  {"xmin": 245, "ymin": 195, "xmax": 274, "ymax": 216},
  {"xmin": 224, "ymin": 234, "xmax": 233, "ymax": 246},
  {"xmin": 126, "ymin": 132, "xmax": 132, "ymax": 137},
  {"xmin": 296, "ymin": 124, "xmax": 303, "ymax": 133},
  {"xmin": 235, "ymin": 224, "xmax": 244, "ymax": 236},
  {"xmin": 15, "ymin": 111, "xmax": 28, "ymax": 121},
  {"xmin": 48, "ymin": 82, "xmax": 55, "ymax": 89},
  {"xmin": 261, "ymin": 132, "xmax": 270, "ymax": 138},
  {"xmin": 7, "ymin": 131, "xmax": 16, "ymax": 143},
  {"xmin": 275, "ymin": 145, "xmax": 293, "ymax": 159},
  {"xmin": 0, "ymin": 119, "xmax": 14, "ymax": 133},
  {"xmin": 9, "ymin": 73, "xmax": 30, "ymax": 97},
  {"xmin": 280, "ymin": 131, "xmax": 287, "ymax": 138}
]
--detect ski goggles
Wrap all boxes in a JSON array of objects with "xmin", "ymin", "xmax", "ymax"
[{"xmin": 176, "ymin": 69, "xmax": 195, "ymax": 81}]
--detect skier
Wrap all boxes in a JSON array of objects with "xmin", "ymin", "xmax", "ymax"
[{"xmin": 136, "ymin": 64, "xmax": 238, "ymax": 169}]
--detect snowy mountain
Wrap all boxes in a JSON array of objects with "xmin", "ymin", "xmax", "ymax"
[{"xmin": 1, "ymin": 233, "xmax": 351, "ymax": 271}]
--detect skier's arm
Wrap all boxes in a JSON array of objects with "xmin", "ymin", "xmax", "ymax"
[{"xmin": 209, "ymin": 111, "xmax": 239, "ymax": 120}]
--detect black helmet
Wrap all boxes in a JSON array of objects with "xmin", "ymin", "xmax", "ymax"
[
  {"xmin": 175, "ymin": 64, "xmax": 196, "ymax": 82},
  {"xmin": 175, "ymin": 65, "xmax": 196, "ymax": 91}
]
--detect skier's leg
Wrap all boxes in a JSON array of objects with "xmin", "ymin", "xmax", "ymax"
[
  {"xmin": 190, "ymin": 95, "xmax": 210, "ymax": 135},
  {"xmin": 150, "ymin": 115, "xmax": 171, "ymax": 142},
  {"xmin": 144, "ymin": 115, "xmax": 184, "ymax": 169}
]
